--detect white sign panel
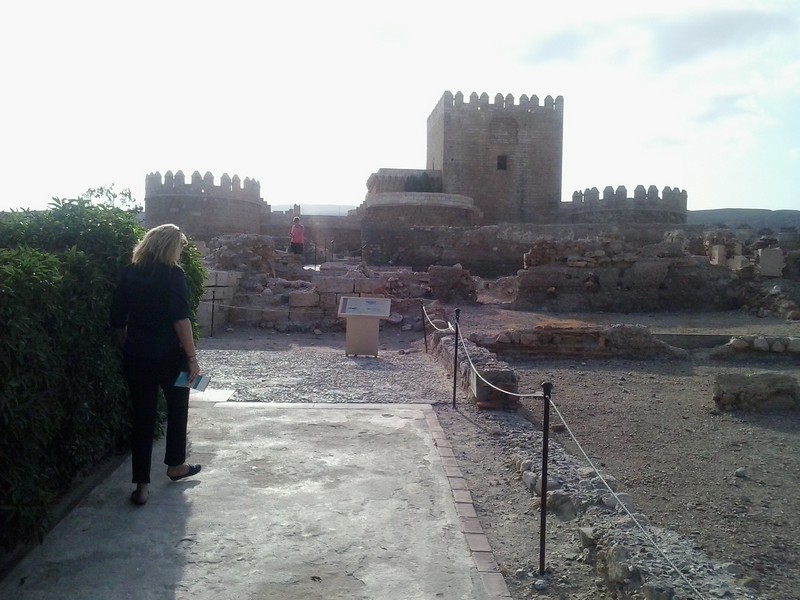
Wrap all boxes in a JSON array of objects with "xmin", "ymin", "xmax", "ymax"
[{"xmin": 337, "ymin": 296, "xmax": 392, "ymax": 318}]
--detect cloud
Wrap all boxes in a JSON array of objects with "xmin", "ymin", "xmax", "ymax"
[
  {"xmin": 648, "ymin": 10, "xmax": 798, "ymax": 67},
  {"xmin": 524, "ymin": 30, "xmax": 591, "ymax": 63},
  {"xmin": 692, "ymin": 94, "xmax": 755, "ymax": 124}
]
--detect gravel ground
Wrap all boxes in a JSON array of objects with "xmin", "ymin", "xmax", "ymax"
[{"xmin": 198, "ymin": 305, "xmax": 799, "ymax": 600}]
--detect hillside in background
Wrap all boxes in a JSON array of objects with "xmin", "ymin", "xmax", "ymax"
[
  {"xmin": 272, "ymin": 204, "xmax": 356, "ymax": 216},
  {"xmin": 688, "ymin": 208, "xmax": 800, "ymax": 230}
]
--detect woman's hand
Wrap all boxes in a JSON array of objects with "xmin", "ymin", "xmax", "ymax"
[{"xmin": 187, "ymin": 357, "xmax": 201, "ymax": 382}]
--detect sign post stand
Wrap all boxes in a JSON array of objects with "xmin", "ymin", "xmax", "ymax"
[{"xmin": 337, "ymin": 296, "xmax": 392, "ymax": 357}]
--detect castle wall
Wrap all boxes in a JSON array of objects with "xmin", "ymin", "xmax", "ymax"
[
  {"xmin": 361, "ymin": 193, "xmax": 481, "ymax": 227},
  {"xmin": 427, "ymin": 91, "xmax": 564, "ymax": 225},
  {"xmin": 145, "ymin": 170, "xmax": 267, "ymax": 240},
  {"xmin": 563, "ymin": 185, "xmax": 688, "ymax": 224},
  {"xmin": 366, "ymin": 169, "xmax": 442, "ymax": 194}
]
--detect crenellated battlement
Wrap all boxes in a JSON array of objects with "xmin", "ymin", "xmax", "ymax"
[
  {"xmin": 570, "ymin": 185, "xmax": 687, "ymax": 209},
  {"xmin": 564, "ymin": 185, "xmax": 688, "ymax": 224},
  {"xmin": 435, "ymin": 90, "xmax": 564, "ymax": 113},
  {"xmin": 145, "ymin": 170, "xmax": 261, "ymax": 200}
]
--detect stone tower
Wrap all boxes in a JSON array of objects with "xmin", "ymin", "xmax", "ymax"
[
  {"xmin": 426, "ymin": 91, "xmax": 564, "ymax": 224},
  {"xmin": 144, "ymin": 170, "xmax": 268, "ymax": 240}
]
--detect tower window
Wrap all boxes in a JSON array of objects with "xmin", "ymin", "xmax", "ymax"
[{"xmin": 497, "ymin": 155, "xmax": 508, "ymax": 170}]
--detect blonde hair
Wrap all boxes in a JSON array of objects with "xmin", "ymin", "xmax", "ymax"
[{"xmin": 131, "ymin": 224, "xmax": 187, "ymax": 266}]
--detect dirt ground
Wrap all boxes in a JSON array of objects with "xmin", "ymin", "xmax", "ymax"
[
  {"xmin": 434, "ymin": 301, "xmax": 800, "ymax": 600},
  {"xmin": 200, "ymin": 300, "xmax": 799, "ymax": 600}
]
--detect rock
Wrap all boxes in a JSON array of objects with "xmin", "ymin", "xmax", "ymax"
[
  {"xmin": 578, "ymin": 527, "xmax": 596, "ymax": 548},
  {"xmin": 591, "ymin": 475, "xmax": 618, "ymax": 492},
  {"xmin": 740, "ymin": 576, "xmax": 761, "ymax": 589},
  {"xmin": 735, "ymin": 467, "xmax": 747, "ymax": 478},
  {"xmin": 547, "ymin": 490, "xmax": 577, "ymax": 520},
  {"xmin": 752, "ymin": 336, "xmax": 770, "ymax": 351},
  {"xmin": 533, "ymin": 578, "xmax": 549, "ymax": 591},
  {"xmin": 521, "ymin": 470, "xmax": 537, "ymax": 492},
  {"xmin": 728, "ymin": 337, "xmax": 750, "ymax": 350},
  {"xmin": 602, "ymin": 492, "xmax": 633, "ymax": 511},
  {"xmin": 642, "ymin": 582, "xmax": 675, "ymax": 599},
  {"xmin": 535, "ymin": 475, "xmax": 563, "ymax": 496}
]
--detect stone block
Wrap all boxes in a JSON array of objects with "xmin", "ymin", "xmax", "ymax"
[
  {"xmin": 319, "ymin": 292, "xmax": 340, "ymax": 310},
  {"xmin": 757, "ymin": 248, "xmax": 786, "ymax": 277},
  {"xmin": 727, "ymin": 255, "xmax": 751, "ymax": 270},
  {"xmin": 289, "ymin": 308, "xmax": 325, "ymax": 322},
  {"xmin": 288, "ymin": 291, "xmax": 320, "ymax": 308},
  {"xmin": 314, "ymin": 277, "xmax": 356, "ymax": 294},
  {"xmin": 256, "ymin": 308, "xmax": 290, "ymax": 323},
  {"xmin": 710, "ymin": 245, "xmax": 726, "ymax": 265},
  {"xmin": 354, "ymin": 278, "xmax": 388, "ymax": 294},
  {"xmin": 228, "ymin": 307, "xmax": 263, "ymax": 326}
]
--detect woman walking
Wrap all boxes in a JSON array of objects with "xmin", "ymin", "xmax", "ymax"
[{"xmin": 110, "ymin": 224, "xmax": 202, "ymax": 506}]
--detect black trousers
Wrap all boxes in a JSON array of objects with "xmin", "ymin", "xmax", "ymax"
[{"xmin": 123, "ymin": 350, "xmax": 190, "ymax": 484}]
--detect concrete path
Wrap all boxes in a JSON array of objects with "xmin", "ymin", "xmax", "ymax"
[{"xmin": 0, "ymin": 398, "xmax": 509, "ymax": 600}]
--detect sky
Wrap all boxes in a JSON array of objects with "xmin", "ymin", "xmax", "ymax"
[{"xmin": 1, "ymin": 0, "xmax": 798, "ymax": 214}]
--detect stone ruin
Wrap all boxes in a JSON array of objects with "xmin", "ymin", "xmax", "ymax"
[
  {"xmin": 197, "ymin": 229, "xmax": 800, "ymax": 341},
  {"xmin": 517, "ymin": 230, "xmax": 800, "ymax": 318},
  {"xmin": 198, "ymin": 234, "xmax": 478, "ymax": 334},
  {"xmin": 713, "ymin": 372, "xmax": 800, "ymax": 411}
]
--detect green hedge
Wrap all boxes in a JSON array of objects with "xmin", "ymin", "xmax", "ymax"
[{"xmin": 0, "ymin": 201, "xmax": 206, "ymax": 550}]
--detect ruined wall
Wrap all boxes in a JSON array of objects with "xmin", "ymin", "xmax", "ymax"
[
  {"xmin": 361, "ymin": 222, "xmax": 707, "ymax": 278},
  {"xmin": 426, "ymin": 91, "xmax": 563, "ymax": 225},
  {"xmin": 145, "ymin": 170, "xmax": 268, "ymax": 240},
  {"xmin": 514, "ymin": 259, "xmax": 744, "ymax": 313}
]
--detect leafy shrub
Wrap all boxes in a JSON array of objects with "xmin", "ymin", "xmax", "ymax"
[{"xmin": 0, "ymin": 200, "xmax": 206, "ymax": 550}]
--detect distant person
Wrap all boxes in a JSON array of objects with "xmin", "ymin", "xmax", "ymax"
[
  {"xmin": 110, "ymin": 224, "xmax": 202, "ymax": 507},
  {"xmin": 289, "ymin": 216, "xmax": 305, "ymax": 255}
]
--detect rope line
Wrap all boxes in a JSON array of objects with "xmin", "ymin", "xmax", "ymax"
[
  {"xmin": 446, "ymin": 310, "xmax": 708, "ymax": 600},
  {"xmin": 420, "ymin": 303, "xmax": 455, "ymax": 333},
  {"xmin": 198, "ymin": 299, "xmax": 314, "ymax": 313}
]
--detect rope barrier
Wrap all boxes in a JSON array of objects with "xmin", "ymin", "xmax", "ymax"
[
  {"xmin": 432, "ymin": 305, "xmax": 708, "ymax": 600},
  {"xmin": 420, "ymin": 303, "xmax": 455, "ymax": 333}
]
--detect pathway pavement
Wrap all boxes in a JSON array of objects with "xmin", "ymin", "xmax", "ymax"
[{"xmin": 0, "ymin": 395, "xmax": 510, "ymax": 600}]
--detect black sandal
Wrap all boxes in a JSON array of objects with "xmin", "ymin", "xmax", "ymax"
[{"xmin": 168, "ymin": 464, "xmax": 202, "ymax": 481}]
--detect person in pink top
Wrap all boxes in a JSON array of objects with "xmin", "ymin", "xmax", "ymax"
[{"xmin": 289, "ymin": 216, "xmax": 305, "ymax": 255}]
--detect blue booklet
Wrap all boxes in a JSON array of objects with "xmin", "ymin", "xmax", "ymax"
[{"xmin": 174, "ymin": 372, "xmax": 211, "ymax": 392}]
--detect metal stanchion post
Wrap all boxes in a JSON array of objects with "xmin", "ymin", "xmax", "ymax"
[
  {"xmin": 539, "ymin": 381, "xmax": 554, "ymax": 575},
  {"xmin": 421, "ymin": 301, "xmax": 428, "ymax": 353},
  {"xmin": 452, "ymin": 308, "xmax": 460, "ymax": 409},
  {"xmin": 211, "ymin": 290, "xmax": 216, "ymax": 338}
]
